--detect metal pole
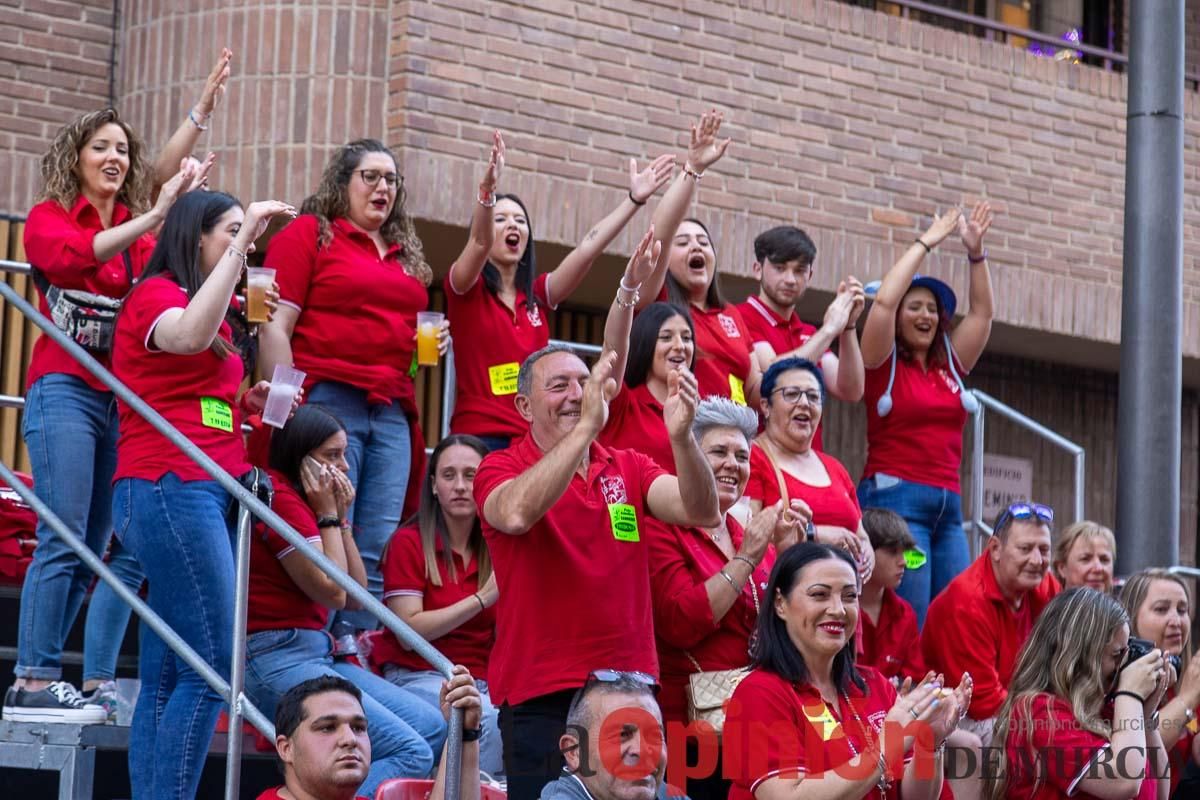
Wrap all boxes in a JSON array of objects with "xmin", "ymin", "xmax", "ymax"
[
  {"xmin": 445, "ymin": 707, "xmax": 464, "ymax": 800},
  {"xmin": 0, "ymin": 461, "xmax": 274, "ymax": 739},
  {"xmin": 1116, "ymin": 1, "xmax": 1184, "ymax": 571},
  {"xmin": 224, "ymin": 505, "xmax": 253, "ymax": 800},
  {"xmin": 441, "ymin": 346, "xmax": 455, "ymax": 441},
  {"xmin": 1073, "ymin": 452, "xmax": 1086, "ymax": 524},
  {"xmin": 971, "ymin": 401, "xmax": 986, "ymax": 548}
]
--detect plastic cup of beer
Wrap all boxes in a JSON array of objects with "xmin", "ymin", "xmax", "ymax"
[
  {"xmin": 416, "ymin": 311, "xmax": 443, "ymax": 367},
  {"xmin": 245, "ymin": 267, "xmax": 276, "ymax": 324},
  {"xmin": 262, "ymin": 364, "xmax": 306, "ymax": 429}
]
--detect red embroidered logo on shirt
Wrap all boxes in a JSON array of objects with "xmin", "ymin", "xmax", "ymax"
[
  {"xmin": 717, "ymin": 314, "xmax": 741, "ymax": 338},
  {"xmin": 936, "ymin": 368, "xmax": 960, "ymax": 394},
  {"xmin": 528, "ymin": 307, "xmax": 543, "ymax": 327},
  {"xmin": 600, "ymin": 476, "xmax": 628, "ymax": 505}
]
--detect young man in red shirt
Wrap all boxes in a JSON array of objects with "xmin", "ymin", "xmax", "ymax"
[
  {"xmin": 922, "ymin": 502, "xmax": 1061, "ymax": 747},
  {"xmin": 737, "ymin": 226, "xmax": 866, "ymax": 449},
  {"xmin": 475, "ymin": 238, "xmax": 721, "ymax": 800}
]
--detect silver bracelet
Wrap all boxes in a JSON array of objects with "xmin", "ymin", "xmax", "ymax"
[
  {"xmin": 717, "ymin": 569, "xmax": 737, "ymax": 589},
  {"xmin": 188, "ymin": 109, "xmax": 209, "ymax": 131},
  {"xmin": 227, "ymin": 245, "xmax": 248, "ymax": 268}
]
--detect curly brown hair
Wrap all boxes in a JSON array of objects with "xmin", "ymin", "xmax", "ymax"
[
  {"xmin": 299, "ymin": 139, "xmax": 431, "ymax": 285},
  {"xmin": 39, "ymin": 108, "xmax": 152, "ymax": 214}
]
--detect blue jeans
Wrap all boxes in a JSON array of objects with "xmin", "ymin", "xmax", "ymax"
[
  {"xmin": 82, "ymin": 538, "xmax": 144, "ymax": 684},
  {"xmin": 16, "ymin": 374, "xmax": 119, "ymax": 681},
  {"xmin": 113, "ymin": 475, "xmax": 236, "ymax": 800},
  {"xmin": 245, "ymin": 628, "xmax": 444, "ymax": 795},
  {"xmin": 385, "ymin": 666, "xmax": 504, "ymax": 778},
  {"xmin": 308, "ymin": 382, "xmax": 412, "ymax": 629},
  {"xmin": 857, "ymin": 474, "xmax": 968, "ymax": 628}
]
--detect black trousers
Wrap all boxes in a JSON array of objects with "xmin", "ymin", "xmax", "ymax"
[{"xmin": 500, "ymin": 688, "xmax": 578, "ymax": 800}]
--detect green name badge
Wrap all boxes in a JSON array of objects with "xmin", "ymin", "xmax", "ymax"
[
  {"xmin": 609, "ymin": 503, "xmax": 640, "ymax": 542},
  {"xmin": 903, "ymin": 547, "xmax": 928, "ymax": 571},
  {"xmin": 200, "ymin": 397, "xmax": 234, "ymax": 432}
]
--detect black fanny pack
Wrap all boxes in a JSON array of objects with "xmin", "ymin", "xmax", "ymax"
[{"xmin": 30, "ymin": 250, "xmax": 133, "ymax": 355}]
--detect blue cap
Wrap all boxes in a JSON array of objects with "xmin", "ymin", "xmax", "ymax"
[{"xmin": 864, "ymin": 275, "xmax": 957, "ymax": 320}]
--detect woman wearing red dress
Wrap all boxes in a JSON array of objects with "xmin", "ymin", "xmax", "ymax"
[
  {"xmin": 989, "ymin": 587, "xmax": 1169, "ymax": 800},
  {"xmin": 724, "ymin": 541, "xmax": 970, "ymax": 800},
  {"xmin": 746, "ymin": 357, "xmax": 874, "ymax": 581},
  {"xmin": 445, "ymin": 131, "xmax": 673, "ymax": 449}
]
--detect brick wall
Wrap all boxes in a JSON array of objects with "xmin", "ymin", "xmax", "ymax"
[
  {"xmin": 0, "ymin": 0, "xmax": 115, "ymax": 213},
  {"xmin": 388, "ymin": 0, "xmax": 1200, "ymax": 361}
]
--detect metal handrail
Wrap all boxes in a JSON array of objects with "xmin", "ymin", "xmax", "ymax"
[
  {"xmin": 0, "ymin": 280, "xmax": 464, "ymax": 800},
  {"xmin": 966, "ymin": 388, "xmax": 1085, "ymax": 557}
]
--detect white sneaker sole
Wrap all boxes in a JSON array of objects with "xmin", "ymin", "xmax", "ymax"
[{"xmin": 2, "ymin": 706, "xmax": 108, "ymax": 724}]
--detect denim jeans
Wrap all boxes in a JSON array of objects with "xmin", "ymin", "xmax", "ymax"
[
  {"xmin": 385, "ymin": 666, "xmax": 504, "ymax": 778},
  {"xmin": 16, "ymin": 374, "xmax": 119, "ymax": 681},
  {"xmin": 82, "ymin": 538, "xmax": 144, "ymax": 684},
  {"xmin": 113, "ymin": 475, "xmax": 235, "ymax": 800},
  {"xmin": 857, "ymin": 473, "xmax": 968, "ymax": 628},
  {"xmin": 307, "ymin": 381, "xmax": 412, "ymax": 630},
  {"xmin": 245, "ymin": 628, "xmax": 445, "ymax": 796}
]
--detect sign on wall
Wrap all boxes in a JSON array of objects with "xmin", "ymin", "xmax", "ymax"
[{"xmin": 982, "ymin": 454, "xmax": 1034, "ymax": 525}]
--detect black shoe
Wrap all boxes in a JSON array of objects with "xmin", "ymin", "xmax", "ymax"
[{"xmin": 2, "ymin": 682, "xmax": 107, "ymax": 724}]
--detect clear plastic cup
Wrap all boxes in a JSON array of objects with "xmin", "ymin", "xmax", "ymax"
[
  {"xmin": 245, "ymin": 267, "xmax": 276, "ymax": 324},
  {"xmin": 416, "ymin": 310, "xmax": 443, "ymax": 366},
  {"xmin": 262, "ymin": 364, "xmax": 306, "ymax": 428}
]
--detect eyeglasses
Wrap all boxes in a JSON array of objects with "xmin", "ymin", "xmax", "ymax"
[
  {"xmin": 994, "ymin": 502, "xmax": 1054, "ymax": 532},
  {"xmin": 353, "ymin": 169, "xmax": 401, "ymax": 189},
  {"xmin": 771, "ymin": 386, "xmax": 822, "ymax": 406}
]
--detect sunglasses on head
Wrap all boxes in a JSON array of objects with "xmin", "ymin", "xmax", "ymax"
[
  {"xmin": 586, "ymin": 669, "xmax": 657, "ymax": 687},
  {"xmin": 994, "ymin": 502, "xmax": 1054, "ymax": 533}
]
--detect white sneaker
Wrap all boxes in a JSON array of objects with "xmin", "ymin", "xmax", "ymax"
[
  {"xmin": 2, "ymin": 682, "xmax": 108, "ymax": 724},
  {"xmin": 82, "ymin": 680, "xmax": 120, "ymax": 723}
]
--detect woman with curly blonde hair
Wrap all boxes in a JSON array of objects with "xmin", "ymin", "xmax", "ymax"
[
  {"xmin": 987, "ymin": 587, "xmax": 1170, "ymax": 800},
  {"xmin": 4, "ymin": 50, "xmax": 230, "ymax": 725},
  {"xmin": 261, "ymin": 138, "xmax": 447, "ymax": 630}
]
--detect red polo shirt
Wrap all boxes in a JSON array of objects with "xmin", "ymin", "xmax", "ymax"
[
  {"xmin": 247, "ymin": 469, "xmax": 328, "ymax": 633},
  {"xmin": 1001, "ymin": 694, "xmax": 1158, "ymax": 800},
  {"xmin": 922, "ymin": 554, "xmax": 1060, "ymax": 720},
  {"xmin": 724, "ymin": 666, "xmax": 911, "ymax": 800},
  {"xmin": 738, "ymin": 296, "xmax": 824, "ymax": 449},
  {"xmin": 859, "ymin": 588, "xmax": 925, "ymax": 683},
  {"xmin": 745, "ymin": 445, "xmax": 861, "ymax": 532},
  {"xmin": 24, "ymin": 196, "xmax": 155, "ymax": 391},
  {"xmin": 112, "ymin": 276, "xmax": 249, "ymax": 481},
  {"xmin": 599, "ymin": 383, "xmax": 675, "ymax": 474},
  {"xmin": 376, "ymin": 525, "xmax": 495, "ymax": 676},
  {"xmin": 257, "ymin": 789, "xmax": 367, "ymax": 800},
  {"xmin": 863, "ymin": 354, "xmax": 968, "ymax": 493},
  {"xmin": 690, "ymin": 304, "xmax": 754, "ymax": 404},
  {"xmin": 446, "ymin": 272, "xmax": 551, "ymax": 438},
  {"xmin": 646, "ymin": 514, "xmax": 773, "ymax": 724},
  {"xmin": 474, "ymin": 433, "xmax": 665, "ymax": 706},
  {"xmin": 266, "ymin": 215, "xmax": 427, "ymax": 406}
]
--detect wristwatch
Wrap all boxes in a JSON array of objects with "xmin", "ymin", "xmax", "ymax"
[{"xmin": 461, "ymin": 727, "xmax": 482, "ymax": 742}]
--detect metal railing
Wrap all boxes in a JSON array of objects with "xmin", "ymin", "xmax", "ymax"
[
  {"xmin": 0, "ymin": 278, "xmax": 465, "ymax": 800},
  {"xmin": 965, "ymin": 388, "xmax": 1086, "ymax": 559}
]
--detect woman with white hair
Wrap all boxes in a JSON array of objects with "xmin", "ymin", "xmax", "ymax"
[{"xmin": 645, "ymin": 396, "xmax": 811, "ymax": 800}]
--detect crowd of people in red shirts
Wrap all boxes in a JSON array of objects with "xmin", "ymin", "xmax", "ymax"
[{"xmin": 2, "ymin": 49, "xmax": 1194, "ymax": 800}]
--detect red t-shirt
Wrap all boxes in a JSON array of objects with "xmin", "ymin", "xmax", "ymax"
[
  {"xmin": 724, "ymin": 666, "xmax": 911, "ymax": 800},
  {"xmin": 599, "ymin": 383, "xmax": 675, "ymax": 474},
  {"xmin": 645, "ymin": 514, "xmax": 774, "ymax": 723},
  {"xmin": 266, "ymin": 215, "xmax": 428, "ymax": 406},
  {"xmin": 738, "ymin": 296, "xmax": 823, "ymax": 450},
  {"xmin": 745, "ymin": 445, "xmax": 861, "ymax": 532},
  {"xmin": 859, "ymin": 588, "xmax": 925, "ymax": 682},
  {"xmin": 24, "ymin": 196, "xmax": 156, "ymax": 391},
  {"xmin": 376, "ymin": 525, "xmax": 495, "ymax": 676},
  {"xmin": 922, "ymin": 554, "xmax": 1060, "ymax": 720},
  {"xmin": 446, "ymin": 272, "xmax": 551, "ymax": 438},
  {"xmin": 690, "ymin": 304, "xmax": 754, "ymax": 405},
  {"xmin": 474, "ymin": 434, "xmax": 666, "ymax": 705},
  {"xmin": 1001, "ymin": 694, "xmax": 1158, "ymax": 800},
  {"xmin": 862, "ymin": 353, "xmax": 968, "ymax": 493},
  {"xmin": 247, "ymin": 469, "xmax": 329, "ymax": 633},
  {"xmin": 112, "ymin": 276, "xmax": 249, "ymax": 481},
  {"xmin": 256, "ymin": 788, "xmax": 367, "ymax": 800}
]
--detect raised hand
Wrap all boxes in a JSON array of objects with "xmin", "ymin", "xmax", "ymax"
[
  {"xmin": 580, "ymin": 350, "xmax": 619, "ymax": 436},
  {"xmin": 481, "ymin": 130, "xmax": 505, "ymax": 193},
  {"xmin": 739, "ymin": 501, "xmax": 779, "ymax": 564},
  {"xmin": 843, "ymin": 276, "xmax": 866, "ymax": 329},
  {"xmin": 921, "ymin": 207, "xmax": 962, "ymax": 249},
  {"xmin": 957, "ymin": 200, "xmax": 993, "ymax": 258},
  {"xmin": 926, "ymin": 673, "xmax": 972, "ymax": 743},
  {"xmin": 300, "ymin": 456, "xmax": 338, "ymax": 518},
  {"xmin": 822, "ymin": 282, "xmax": 854, "ymax": 334},
  {"xmin": 687, "ymin": 108, "xmax": 731, "ymax": 173},
  {"xmin": 775, "ymin": 499, "xmax": 812, "ymax": 550},
  {"xmin": 629, "ymin": 154, "xmax": 675, "ymax": 204},
  {"xmin": 240, "ymin": 200, "xmax": 298, "ymax": 245},
  {"xmin": 153, "ymin": 158, "xmax": 200, "ymax": 218},
  {"xmin": 622, "ymin": 225, "xmax": 662, "ymax": 289},
  {"xmin": 183, "ymin": 153, "xmax": 217, "ymax": 193},
  {"xmin": 663, "ymin": 365, "xmax": 700, "ymax": 442},
  {"xmin": 439, "ymin": 665, "xmax": 483, "ymax": 731},
  {"xmin": 196, "ymin": 48, "xmax": 232, "ymax": 118}
]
